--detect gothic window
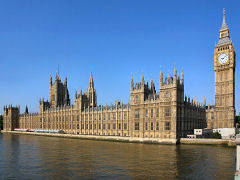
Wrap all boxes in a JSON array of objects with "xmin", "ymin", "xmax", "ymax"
[
  {"xmin": 135, "ymin": 122, "xmax": 139, "ymax": 130},
  {"xmin": 119, "ymin": 124, "xmax": 121, "ymax": 130},
  {"xmin": 145, "ymin": 122, "xmax": 148, "ymax": 130},
  {"xmin": 135, "ymin": 95, "xmax": 139, "ymax": 103},
  {"xmin": 165, "ymin": 108, "xmax": 171, "ymax": 117},
  {"xmin": 165, "ymin": 122, "xmax": 171, "ymax": 130},
  {"xmin": 99, "ymin": 124, "xmax": 101, "ymax": 129},
  {"xmin": 156, "ymin": 108, "xmax": 159, "ymax": 117},
  {"xmin": 108, "ymin": 124, "xmax": 110, "ymax": 129},
  {"xmin": 145, "ymin": 110, "xmax": 148, "ymax": 117},
  {"xmin": 124, "ymin": 112, "xmax": 127, "ymax": 120},
  {"xmin": 151, "ymin": 109, "xmax": 153, "ymax": 118},
  {"xmin": 113, "ymin": 124, "xmax": 116, "ymax": 129},
  {"xmin": 113, "ymin": 114, "xmax": 116, "ymax": 120},
  {"xmin": 156, "ymin": 122, "xmax": 159, "ymax": 130},
  {"xmin": 151, "ymin": 122, "xmax": 153, "ymax": 130},
  {"xmin": 211, "ymin": 112, "xmax": 214, "ymax": 119},
  {"xmin": 103, "ymin": 114, "xmax": 105, "ymax": 120},
  {"xmin": 99, "ymin": 115, "xmax": 101, "ymax": 120},
  {"xmin": 135, "ymin": 109, "xmax": 140, "ymax": 119},
  {"xmin": 166, "ymin": 92, "xmax": 171, "ymax": 98},
  {"xmin": 119, "ymin": 114, "xmax": 121, "ymax": 120},
  {"xmin": 108, "ymin": 114, "xmax": 110, "ymax": 120},
  {"xmin": 124, "ymin": 123, "xmax": 127, "ymax": 130},
  {"xmin": 94, "ymin": 124, "xmax": 96, "ymax": 129}
]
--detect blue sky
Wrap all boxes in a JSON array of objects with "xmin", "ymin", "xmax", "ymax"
[{"xmin": 0, "ymin": 0, "xmax": 240, "ymax": 114}]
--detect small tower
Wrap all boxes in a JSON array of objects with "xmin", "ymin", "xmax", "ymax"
[
  {"xmin": 25, "ymin": 106, "xmax": 29, "ymax": 114},
  {"xmin": 131, "ymin": 74, "xmax": 134, "ymax": 91},
  {"xmin": 3, "ymin": 105, "xmax": 20, "ymax": 131},
  {"xmin": 75, "ymin": 89, "xmax": 77, "ymax": 99},
  {"xmin": 86, "ymin": 69, "xmax": 97, "ymax": 108},
  {"xmin": 49, "ymin": 74, "xmax": 52, "ymax": 85},
  {"xmin": 219, "ymin": 8, "xmax": 229, "ymax": 38},
  {"xmin": 150, "ymin": 76, "xmax": 155, "ymax": 94},
  {"xmin": 64, "ymin": 75, "xmax": 67, "ymax": 86},
  {"xmin": 160, "ymin": 67, "xmax": 163, "ymax": 88},
  {"xmin": 173, "ymin": 66, "xmax": 177, "ymax": 85},
  {"xmin": 181, "ymin": 70, "xmax": 184, "ymax": 85},
  {"xmin": 173, "ymin": 66, "xmax": 177, "ymax": 79},
  {"xmin": 141, "ymin": 73, "xmax": 144, "ymax": 90},
  {"xmin": 203, "ymin": 97, "xmax": 206, "ymax": 107},
  {"xmin": 49, "ymin": 72, "xmax": 70, "ymax": 108}
]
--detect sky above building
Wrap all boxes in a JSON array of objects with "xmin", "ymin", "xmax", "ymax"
[{"xmin": 0, "ymin": 0, "xmax": 240, "ymax": 114}]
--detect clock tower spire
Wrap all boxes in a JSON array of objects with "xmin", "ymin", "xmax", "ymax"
[{"xmin": 213, "ymin": 8, "xmax": 236, "ymax": 128}]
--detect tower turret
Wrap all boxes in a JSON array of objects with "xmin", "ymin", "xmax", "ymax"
[
  {"xmin": 219, "ymin": 8, "xmax": 229, "ymax": 38},
  {"xmin": 49, "ymin": 74, "xmax": 52, "ymax": 85},
  {"xmin": 55, "ymin": 72, "xmax": 58, "ymax": 81},
  {"xmin": 141, "ymin": 73, "xmax": 144, "ymax": 89},
  {"xmin": 160, "ymin": 67, "xmax": 163, "ymax": 87},
  {"xmin": 86, "ymin": 69, "xmax": 97, "ymax": 108},
  {"xmin": 75, "ymin": 89, "xmax": 77, "ymax": 99},
  {"xmin": 181, "ymin": 70, "xmax": 184, "ymax": 85},
  {"xmin": 25, "ymin": 106, "xmax": 29, "ymax": 114},
  {"xmin": 173, "ymin": 66, "xmax": 177, "ymax": 79},
  {"xmin": 150, "ymin": 76, "xmax": 155, "ymax": 93},
  {"xmin": 203, "ymin": 97, "xmax": 206, "ymax": 107},
  {"xmin": 131, "ymin": 74, "xmax": 134, "ymax": 91},
  {"xmin": 64, "ymin": 75, "xmax": 67, "ymax": 86}
]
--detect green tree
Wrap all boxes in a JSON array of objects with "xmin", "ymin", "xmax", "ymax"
[
  {"xmin": 0, "ymin": 115, "xmax": 3, "ymax": 130},
  {"xmin": 235, "ymin": 116, "xmax": 240, "ymax": 127},
  {"xmin": 211, "ymin": 132, "xmax": 221, "ymax": 139}
]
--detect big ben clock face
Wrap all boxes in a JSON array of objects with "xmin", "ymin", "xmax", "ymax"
[{"xmin": 218, "ymin": 53, "xmax": 229, "ymax": 64}]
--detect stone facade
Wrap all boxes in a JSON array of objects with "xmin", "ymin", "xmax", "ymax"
[
  {"xmin": 3, "ymin": 67, "xmax": 206, "ymax": 140},
  {"xmin": 206, "ymin": 9, "xmax": 236, "ymax": 129}
]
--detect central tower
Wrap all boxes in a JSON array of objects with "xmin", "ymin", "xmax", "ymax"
[{"xmin": 214, "ymin": 9, "xmax": 235, "ymax": 128}]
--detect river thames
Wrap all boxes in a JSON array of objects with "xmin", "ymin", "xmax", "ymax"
[{"xmin": 0, "ymin": 133, "xmax": 235, "ymax": 179}]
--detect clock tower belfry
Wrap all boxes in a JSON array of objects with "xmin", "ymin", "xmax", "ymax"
[{"xmin": 214, "ymin": 9, "xmax": 236, "ymax": 128}]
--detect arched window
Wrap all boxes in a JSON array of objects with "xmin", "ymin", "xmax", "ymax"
[
  {"xmin": 135, "ymin": 109, "xmax": 140, "ymax": 118},
  {"xmin": 135, "ymin": 95, "xmax": 139, "ymax": 103}
]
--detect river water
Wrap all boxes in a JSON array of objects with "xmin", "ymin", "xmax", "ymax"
[{"xmin": 0, "ymin": 133, "xmax": 236, "ymax": 180}]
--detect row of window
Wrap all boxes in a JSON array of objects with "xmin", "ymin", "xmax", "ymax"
[
  {"xmin": 135, "ymin": 108, "xmax": 170, "ymax": 118},
  {"xmin": 39, "ymin": 112, "xmax": 129, "ymax": 122},
  {"xmin": 217, "ymin": 45, "xmax": 229, "ymax": 51},
  {"xmin": 134, "ymin": 122, "xmax": 171, "ymax": 131},
  {"xmin": 81, "ymin": 123, "xmax": 128, "ymax": 130}
]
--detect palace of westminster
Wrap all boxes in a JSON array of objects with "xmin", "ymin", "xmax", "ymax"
[{"xmin": 3, "ymin": 10, "xmax": 236, "ymax": 140}]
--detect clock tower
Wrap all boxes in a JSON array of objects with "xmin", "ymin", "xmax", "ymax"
[{"xmin": 214, "ymin": 9, "xmax": 236, "ymax": 128}]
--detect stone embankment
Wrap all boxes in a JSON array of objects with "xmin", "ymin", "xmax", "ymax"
[
  {"xmin": 180, "ymin": 138, "xmax": 236, "ymax": 146},
  {"xmin": 2, "ymin": 131, "xmax": 177, "ymax": 144},
  {"xmin": 2, "ymin": 131, "xmax": 237, "ymax": 146}
]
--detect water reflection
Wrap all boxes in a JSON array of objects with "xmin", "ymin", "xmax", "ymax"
[{"xmin": 0, "ymin": 134, "xmax": 235, "ymax": 179}]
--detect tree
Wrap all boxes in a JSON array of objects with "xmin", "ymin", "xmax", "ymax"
[
  {"xmin": 235, "ymin": 116, "xmax": 240, "ymax": 128},
  {"xmin": 0, "ymin": 115, "xmax": 3, "ymax": 130},
  {"xmin": 211, "ymin": 132, "xmax": 221, "ymax": 139}
]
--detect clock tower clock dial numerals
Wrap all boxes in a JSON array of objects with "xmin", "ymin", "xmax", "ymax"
[{"xmin": 218, "ymin": 53, "xmax": 229, "ymax": 64}]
